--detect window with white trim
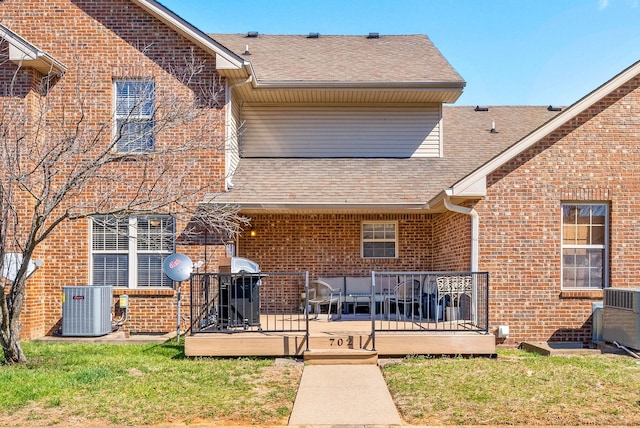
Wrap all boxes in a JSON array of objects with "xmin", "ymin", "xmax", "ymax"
[
  {"xmin": 362, "ymin": 221, "xmax": 397, "ymax": 258},
  {"xmin": 561, "ymin": 203, "xmax": 608, "ymax": 289},
  {"xmin": 113, "ymin": 79, "xmax": 155, "ymax": 153},
  {"xmin": 91, "ymin": 215, "xmax": 174, "ymax": 288}
]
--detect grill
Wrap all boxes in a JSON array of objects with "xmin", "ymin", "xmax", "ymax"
[{"xmin": 217, "ymin": 257, "xmax": 263, "ymax": 330}]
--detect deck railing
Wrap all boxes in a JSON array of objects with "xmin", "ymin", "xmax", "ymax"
[
  {"xmin": 370, "ymin": 271, "xmax": 489, "ymax": 330},
  {"xmin": 189, "ymin": 271, "xmax": 309, "ymax": 334},
  {"xmin": 190, "ymin": 270, "xmax": 489, "ymax": 345}
]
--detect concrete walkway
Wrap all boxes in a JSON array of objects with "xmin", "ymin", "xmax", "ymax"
[{"xmin": 288, "ymin": 364, "xmax": 403, "ymax": 426}]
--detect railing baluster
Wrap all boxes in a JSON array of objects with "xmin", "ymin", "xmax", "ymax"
[{"xmin": 189, "ymin": 270, "xmax": 488, "ymax": 335}]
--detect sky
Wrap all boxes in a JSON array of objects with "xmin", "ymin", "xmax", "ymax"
[{"xmin": 159, "ymin": 0, "xmax": 640, "ymax": 107}]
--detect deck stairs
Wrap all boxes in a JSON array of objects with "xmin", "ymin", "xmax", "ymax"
[
  {"xmin": 304, "ymin": 332, "xmax": 378, "ymax": 364},
  {"xmin": 304, "ymin": 348, "xmax": 378, "ymax": 364}
]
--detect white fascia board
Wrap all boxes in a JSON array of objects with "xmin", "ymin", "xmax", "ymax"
[
  {"xmin": 451, "ymin": 176, "xmax": 486, "ymax": 197},
  {"xmin": 451, "ymin": 59, "xmax": 640, "ymax": 197},
  {"xmin": 216, "ymin": 53, "xmax": 240, "ymax": 70},
  {"xmin": 0, "ymin": 24, "xmax": 66, "ymax": 75},
  {"xmin": 132, "ymin": 0, "xmax": 245, "ymax": 71},
  {"xmin": 250, "ymin": 80, "xmax": 465, "ymax": 90}
]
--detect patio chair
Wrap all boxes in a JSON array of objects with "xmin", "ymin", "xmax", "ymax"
[
  {"xmin": 308, "ymin": 279, "xmax": 343, "ymax": 320},
  {"xmin": 436, "ymin": 275, "xmax": 473, "ymax": 321},
  {"xmin": 383, "ymin": 279, "xmax": 422, "ymax": 320}
]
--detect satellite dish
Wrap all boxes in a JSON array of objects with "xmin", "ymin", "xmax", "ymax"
[{"xmin": 163, "ymin": 253, "xmax": 193, "ymax": 282}]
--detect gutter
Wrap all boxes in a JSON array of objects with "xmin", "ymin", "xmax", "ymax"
[
  {"xmin": 0, "ymin": 24, "xmax": 67, "ymax": 76},
  {"xmin": 249, "ymin": 80, "xmax": 466, "ymax": 90},
  {"xmin": 201, "ymin": 199, "xmax": 430, "ymax": 211}
]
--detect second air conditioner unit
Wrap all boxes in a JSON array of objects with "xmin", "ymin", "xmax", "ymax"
[{"xmin": 602, "ymin": 287, "xmax": 640, "ymax": 350}]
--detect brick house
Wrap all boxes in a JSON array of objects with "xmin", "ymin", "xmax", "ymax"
[
  {"xmin": 0, "ymin": 0, "xmax": 239, "ymax": 339},
  {"xmin": 2, "ymin": 0, "xmax": 639, "ymax": 347}
]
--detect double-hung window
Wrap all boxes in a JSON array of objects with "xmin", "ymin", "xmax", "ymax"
[
  {"xmin": 114, "ymin": 79, "xmax": 155, "ymax": 153},
  {"xmin": 362, "ymin": 221, "xmax": 397, "ymax": 258},
  {"xmin": 561, "ymin": 203, "xmax": 608, "ymax": 289},
  {"xmin": 91, "ymin": 215, "xmax": 174, "ymax": 288}
]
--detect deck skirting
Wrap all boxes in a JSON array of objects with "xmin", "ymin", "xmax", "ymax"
[{"xmin": 185, "ymin": 331, "xmax": 495, "ymax": 357}]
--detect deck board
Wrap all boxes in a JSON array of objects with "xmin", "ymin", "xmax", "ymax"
[{"xmin": 186, "ymin": 316, "xmax": 496, "ymax": 357}]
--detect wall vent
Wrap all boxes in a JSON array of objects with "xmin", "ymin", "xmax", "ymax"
[{"xmin": 62, "ymin": 286, "xmax": 112, "ymax": 336}]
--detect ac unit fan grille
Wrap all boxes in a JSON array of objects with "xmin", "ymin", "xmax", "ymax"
[{"xmin": 604, "ymin": 289, "xmax": 638, "ymax": 312}]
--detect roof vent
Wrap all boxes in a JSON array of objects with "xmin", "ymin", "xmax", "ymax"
[
  {"xmin": 490, "ymin": 121, "xmax": 498, "ymax": 134},
  {"xmin": 547, "ymin": 105, "xmax": 562, "ymax": 111},
  {"xmin": 367, "ymin": 32, "xmax": 380, "ymax": 39},
  {"xmin": 243, "ymin": 44, "xmax": 251, "ymax": 55},
  {"xmin": 246, "ymin": 31, "xmax": 259, "ymax": 38},
  {"xmin": 475, "ymin": 106, "xmax": 489, "ymax": 112},
  {"xmin": 307, "ymin": 32, "xmax": 320, "ymax": 38}
]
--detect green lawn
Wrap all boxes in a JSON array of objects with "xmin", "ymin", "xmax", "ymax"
[
  {"xmin": 383, "ymin": 349, "xmax": 640, "ymax": 426},
  {"xmin": 0, "ymin": 340, "xmax": 301, "ymax": 426},
  {"xmin": 2, "ymin": 342, "xmax": 640, "ymax": 426}
]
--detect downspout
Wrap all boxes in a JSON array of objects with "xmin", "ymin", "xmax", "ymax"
[
  {"xmin": 443, "ymin": 192, "xmax": 481, "ymax": 328},
  {"xmin": 442, "ymin": 192, "xmax": 479, "ymax": 272}
]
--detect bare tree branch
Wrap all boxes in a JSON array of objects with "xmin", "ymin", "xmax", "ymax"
[{"xmin": 0, "ymin": 46, "xmax": 246, "ymax": 364}]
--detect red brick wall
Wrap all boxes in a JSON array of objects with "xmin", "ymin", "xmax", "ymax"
[
  {"xmin": 477, "ymin": 75, "xmax": 640, "ymax": 345},
  {"xmin": 238, "ymin": 214, "xmax": 435, "ymax": 277},
  {"xmin": 237, "ymin": 213, "xmax": 436, "ymax": 309},
  {"xmin": 432, "ymin": 210, "xmax": 472, "ymax": 271},
  {"xmin": 0, "ymin": 0, "xmax": 227, "ymax": 338}
]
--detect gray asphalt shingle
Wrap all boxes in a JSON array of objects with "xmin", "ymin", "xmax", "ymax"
[
  {"xmin": 206, "ymin": 106, "xmax": 562, "ymax": 207},
  {"xmin": 211, "ymin": 33, "xmax": 464, "ymax": 84}
]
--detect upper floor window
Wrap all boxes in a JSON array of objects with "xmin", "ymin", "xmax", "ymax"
[
  {"xmin": 561, "ymin": 203, "xmax": 608, "ymax": 289},
  {"xmin": 91, "ymin": 215, "xmax": 174, "ymax": 288},
  {"xmin": 362, "ymin": 221, "xmax": 397, "ymax": 258},
  {"xmin": 113, "ymin": 79, "xmax": 155, "ymax": 153}
]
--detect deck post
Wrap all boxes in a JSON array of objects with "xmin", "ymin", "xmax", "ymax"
[
  {"xmin": 371, "ymin": 271, "xmax": 376, "ymax": 351},
  {"xmin": 305, "ymin": 271, "xmax": 310, "ymax": 351}
]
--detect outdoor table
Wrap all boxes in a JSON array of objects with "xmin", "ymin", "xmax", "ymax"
[{"xmin": 348, "ymin": 293, "xmax": 372, "ymax": 316}]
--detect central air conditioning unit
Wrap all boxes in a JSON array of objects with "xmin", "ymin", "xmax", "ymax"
[
  {"xmin": 62, "ymin": 286, "xmax": 113, "ymax": 337},
  {"xmin": 602, "ymin": 288, "xmax": 640, "ymax": 350}
]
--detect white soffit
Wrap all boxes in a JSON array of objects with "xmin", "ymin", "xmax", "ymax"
[
  {"xmin": 451, "ymin": 59, "xmax": 640, "ymax": 197},
  {"xmin": 0, "ymin": 24, "xmax": 66, "ymax": 75}
]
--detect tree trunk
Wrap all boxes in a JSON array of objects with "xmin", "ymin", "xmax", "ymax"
[
  {"xmin": 0, "ymin": 308, "xmax": 26, "ymax": 364},
  {"xmin": 1, "ymin": 332, "xmax": 26, "ymax": 364},
  {"xmin": 1, "ymin": 277, "xmax": 27, "ymax": 365}
]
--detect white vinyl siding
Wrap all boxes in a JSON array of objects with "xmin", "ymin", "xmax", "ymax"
[
  {"xmin": 225, "ymin": 86, "xmax": 242, "ymax": 186},
  {"xmin": 239, "ymin": 105, "xmax": 442, "ymax": 158}
]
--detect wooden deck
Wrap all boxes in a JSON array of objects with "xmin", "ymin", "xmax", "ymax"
[{"xmin": 185, "ymin": 316, "xmax": 496, "ymax": 358}]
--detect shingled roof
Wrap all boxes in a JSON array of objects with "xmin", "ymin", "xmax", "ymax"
[
  {"xmin": 205, "ymin": 106, "xmax": 561, "ymax": 212},
  {"xmin": 211, "ymin": 33, "xmax": 464, "ymax": 85}
]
